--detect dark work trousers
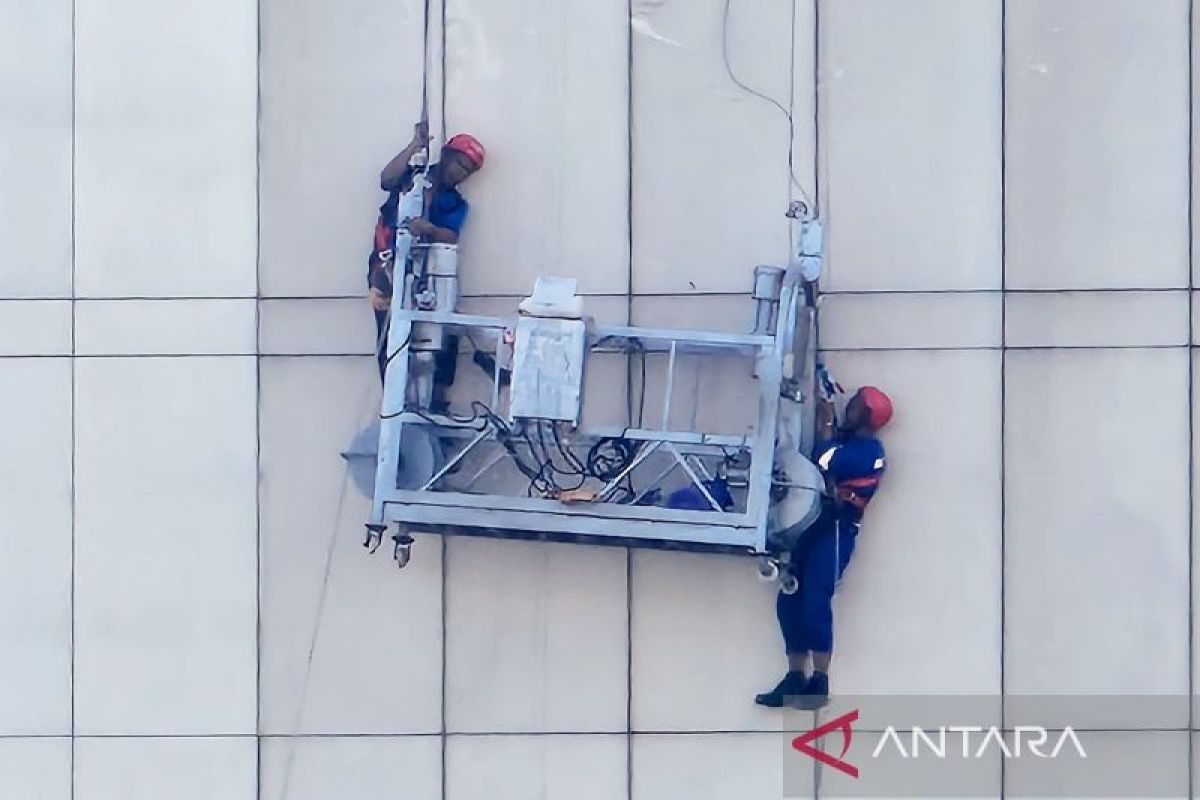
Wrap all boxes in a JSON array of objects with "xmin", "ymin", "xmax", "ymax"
[
  {"xmin": 775, "ymin": 505, "xmax": 861, "ymax": 654},
  {"xmin": 374, "ymin": 309, "xmax": 390, "ymax": 380},
  {"xmin": 374, "ymin": 309, "xmax": 457, "ymax": 391}
]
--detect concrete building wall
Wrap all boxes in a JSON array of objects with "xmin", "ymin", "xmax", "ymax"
[{"xmin": 1, "ymin": 0, "xmax": 1195, "ymax": 796}]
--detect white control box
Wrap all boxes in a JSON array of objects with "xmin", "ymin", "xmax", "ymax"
[{"xmin": 509, "ymin": 316, "xmax": 586, "ymax": 423}]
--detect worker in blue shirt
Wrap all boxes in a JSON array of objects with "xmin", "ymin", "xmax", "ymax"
[
  {"xmin": 755, "ymin": 384, "xmax": 893, "ymax": 710},
  {"xmin": 368, "ymin": 122, "xmax": 486, "ymax": 393}
]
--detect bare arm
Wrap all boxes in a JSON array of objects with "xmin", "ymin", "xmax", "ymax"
[
  {"xmin": 405, "ymin": 218, "xmax": 459, "ymax": 245},
  {"xmin": 815, "ymin": 397, "xmax": 837, "ymax": 443},
  {"xmin": 423, "ymin": 226, "xmax": 460, "ymax": 245},
  {"xmin": 380, "ymin": 121, "xmax": 431, "ymax": 191},
  {"xmin": 814, "ymin": 397, "xmax": 840, "ymax": 495}
]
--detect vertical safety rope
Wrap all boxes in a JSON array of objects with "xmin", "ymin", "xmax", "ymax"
[
  {"xmin": 276, "ymin": 353, "xmax": 382, "ymax": 800},
  {"xmin": 275, "ymin": 453, "xmax": 355, "ymax": 800},
  {"xmin": 278, "ymin": 1, "xmax": 437, "ymax": 796}
]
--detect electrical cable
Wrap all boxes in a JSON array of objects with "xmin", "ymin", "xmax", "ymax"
[
  {"xmin": 586, "ymin": 437, "xmax": 640, "ymax": 483},
  {"xmin": 624, "ymin": 352, "xmax": 635, "ymax": 430},
  {"xmin": 397, "ymin": 406, "xmax": 488, "ymax": 431},
  {"xmin": 529, "ymin": 420, "xmax": 551, "ymax": 470},
  {"xmin": 382, "ymin": 326, "xmax": 413, "ymax": 371},
  {"xmin": 378, "ymin": 395, "xmax": 572, "ymax": 499},
  {"xmin": 519, "ymin": 436, "xmax": 554, "ymax": 496},
  {"xmin": 377, "ymin": 328, "xmax": 641, "ymax": 499},
  {"xmin": 381, "ymin": 399, "xmax": 493, "ymax": 427},
  {"xmin": 521, "ymin": 421, "xmax": 550, "ymax": 495},
  {"xmin": 522, "ymin": 421, "xmax": 569, "ymax": 496},
  {"xmin": 611, "ymin": 337, "xmax": 647, "ymax": 429},
  {"xmin": 551, "ymin": 422, "xmax": 588, "ymax": 475},
  {"xmin": 722, "ymin": 0, "xmax": 831, "ymax": 447},
  {"xmin": 636, "ymin": 343, "xmax": 646, "ymax": 428},
  {"xmin": 538, "ymin": 421, "xmax": 588, "ymax": 492},
  {"xmin": 720, "ymin": 0, "xmax": 814, "ymax": 211},
  {"xmin": 478, "ymin": 413, "xmax": 554, "ymax": 496}
]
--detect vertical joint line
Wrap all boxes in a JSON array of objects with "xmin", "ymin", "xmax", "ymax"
[
  {"xmin": 440, "ymin": 0, "xmax": 447, "ymax": 142},
  {"xmin": 440, "ymin": 537, "xmax": 449, "ymax": 800},
  {"xmin": 787, "ymin": 0, "xmax": 797, "ymax": 209},
  {"xmin": 434, "ymin": 6, "xmax": 449, "ymax": 797},
  {"xmin": 626, "ymin": 0, "xmax": 635, "ymax": 327},
  {"xmin": 1187, "ymin": 5, "xmax": 1195, "ymax": 798},
  {"xmin": 254, "ymin": 0, "xmax": 264, "ymax": 796},
  {"xmin": 625, "ymin": 548, "xmax": 633, "ymax": 800},
  {"xmin": 440, "ymin": 9, "xmax": 450, "ymax": 798},
  {"xmin": 998, "ymin": 7, "xmax": 1008, "ymax": 797},
  {"xmin": 812, "ymin": 0, "xmax": 821, "ymax": 213},
  {"xmin": 69, "ymin": 0, "xmax": 78, "ymax": 795},
  {"xmin": 625, "ymin": 11, "xmax": 635, "ymax": 798}
]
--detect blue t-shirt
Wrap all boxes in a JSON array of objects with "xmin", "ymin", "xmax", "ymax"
[
  {"xmin": 813, "ymin": 434, "xmax": 886, "ymax": 515},
  {"xmin": 379, "ymin": 163, "xmax": 469, "ymax": 233}
]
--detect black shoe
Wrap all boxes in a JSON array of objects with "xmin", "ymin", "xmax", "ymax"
[
  {"xmin": 795, "ymin": 670, "xmax": 830, "ymax": 710},
  {"xmin": 755, "ymin": 671, "xmax": 808, "ymax": 708}
]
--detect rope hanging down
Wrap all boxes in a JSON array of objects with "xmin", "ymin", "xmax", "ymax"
[
  {"xmin": 279, "ymin": 0, "xmax": 437, "ymax": 795},
  {"xmin": 720, "ymin": 0, "xmax": 814, "ymax": 210},
  {"xmin": 276, "ymin": 379, "xmax": 375, "ymax": 800}
]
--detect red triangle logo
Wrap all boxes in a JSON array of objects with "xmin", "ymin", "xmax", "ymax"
[{"xmin": 791, "ymin": 709, "xmax": 860, "ymax": 778}]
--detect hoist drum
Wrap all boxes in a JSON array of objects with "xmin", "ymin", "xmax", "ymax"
[{"xmin": 767, "ymin": 448, "xmax": 824, "ymax": 552}]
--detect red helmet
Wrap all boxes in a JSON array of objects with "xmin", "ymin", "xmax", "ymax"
[
  {"xmin": 856, "ymin": 386, "xmax": 893, "ymax": 431},
  {"xmin": 444, "ymin": 133, "xmax": 486, "ymax": 168}
]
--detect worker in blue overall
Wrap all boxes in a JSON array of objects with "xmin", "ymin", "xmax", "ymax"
[
  {"xmin": 368, "ymin": 122, "xmax": 485, "ymax": 401},
  {"xmin": 755, "ymin": 384, "xmax": 893, "ymax": 710}
]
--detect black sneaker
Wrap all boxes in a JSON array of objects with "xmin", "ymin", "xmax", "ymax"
[
  {"xmin": 795, "ymin": 670, "xmax": 830, "ymax": 710},
  {"xmin": 755, "ymin": 671, "xmax": 808, "ymax": 708}
]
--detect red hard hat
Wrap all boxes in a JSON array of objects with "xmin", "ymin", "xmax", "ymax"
[
  {"xmin": 857, "ymin": 386, "xmax": 893, "ymax": 431},
  {"xmin": 444, "ymin": 133, "xmax": 486, "ymax": 168}
]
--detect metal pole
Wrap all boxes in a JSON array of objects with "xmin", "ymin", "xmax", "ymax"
[
  {"xmin": 668, "ymin": 443, "xmax": 722, "ymax": 511},
  {"xmin": 418, "ymin": 428, "xmax": 491, "ymax": 491}
]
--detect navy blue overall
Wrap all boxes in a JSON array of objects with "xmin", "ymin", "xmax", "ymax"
[{"xmin": 775, "ymin": 434, "xmax": 885, "ymax": 654}]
